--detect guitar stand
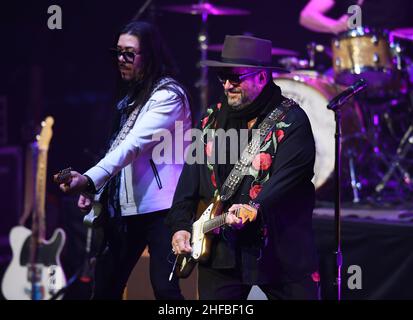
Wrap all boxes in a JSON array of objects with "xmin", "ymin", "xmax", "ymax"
[
  {"xmin": 50, "ymin": 227, "xmax": 95, "ymax": 300},
  {"xmin": 49, "ymin": 271, "xmax": 81, "ymax": 300}
]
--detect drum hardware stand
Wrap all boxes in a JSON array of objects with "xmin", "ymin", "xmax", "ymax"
[
  {"xmin": 371, "ymin": 79, "xmax": 413, "ymax": 198},
  {"xmin": 347, "ymin": 149, "xmax": 361, "ymax": 203},
  {"xmin": 132, "ymin": 0, "xmax": 154, "ymax": 21},
  {"xmin": 195, "ymin": 0, "xmax": 209, "ymax": 110},
  {"xmin": 374, "ymin": 123, "xmax": 413, "ymax": 195},
  {"xmin": 307, "ymin": 42, "xmax": 316, "ymax": 69},
  {"xmin": 307, "ymin": 42, "xmax": 330, "ymax": 70},
  {"xmin": 358, "ymin": 97, "xmax": 411, "ymax": 202},
  {"xmin": 327, "ymin": 78, "xmax": 367, "ymax": 301},
  {"xmin": 160, "ymin": 2, "xmax": 250, "ymax": 112}
]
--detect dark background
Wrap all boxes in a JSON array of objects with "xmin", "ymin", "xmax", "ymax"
[
  {"xmin": 0, "ymin": 0, "xmax": 332, "ymax": 177},
  {"xmin": 1, "ymin": 0, "xmax": 413, "ymax": 300}
]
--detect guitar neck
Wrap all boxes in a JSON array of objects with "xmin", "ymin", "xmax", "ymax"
[
  {"xmin": 202, "ymin": 209, "xmax": 241, "ymax": 234},
  {"xmin": 202, "ymin": 213, "xmax": 227, "ymax": 234},
  {"xmin": 33, "ymin": 149, "xmax": 47, "ymax": 242}
]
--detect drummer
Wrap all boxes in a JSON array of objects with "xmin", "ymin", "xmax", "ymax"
[
  {"xmin": 299, "ymin": 0, "xmax": 413, "ymax": 85},
  {"xmin": 299, "ymin": 0, "xmax": 413, "ymax": 34}
]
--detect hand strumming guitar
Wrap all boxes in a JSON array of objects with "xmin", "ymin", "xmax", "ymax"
[{"xmin": 172, "ymin": 230, "xmax": 192, "ymax": 255}]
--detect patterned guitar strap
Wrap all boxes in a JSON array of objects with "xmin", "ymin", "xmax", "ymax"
[{"xmin": 219, "ymin": 98, "xmax": 296, "ymax": 202}]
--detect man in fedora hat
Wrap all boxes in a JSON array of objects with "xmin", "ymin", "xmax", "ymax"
[{"xmin": 166, "ymin": 35, "xmax": 320, "ymax": 300}]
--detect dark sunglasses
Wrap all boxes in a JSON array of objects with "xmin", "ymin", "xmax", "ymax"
[
  {"xmin": 109, "ymin": 48, "xmax": 140, "ymax": 63},
  {"xmin": 217, "ymin": 70, "xmax": 262, "ymax": 85}
]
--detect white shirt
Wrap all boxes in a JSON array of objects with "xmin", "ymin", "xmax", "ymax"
[{"xmin": 84, "ymin": 79, "xmax": 191, "ymax": 216}]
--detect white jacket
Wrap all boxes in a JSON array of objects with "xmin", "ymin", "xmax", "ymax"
[{"xmin": 84, "ymin": 79, "xmax": 191, "ymax": 216}]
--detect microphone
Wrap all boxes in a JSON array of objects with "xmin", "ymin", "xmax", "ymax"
[{"xmin": 327, "ymin": 79, "xmax": 367, "ymax": 111}]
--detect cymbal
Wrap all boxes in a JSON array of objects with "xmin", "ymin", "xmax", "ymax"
[
  {"xmin": 206, "ymin": 44, "xmax": 299, "ymax": 56},
  {"xmin": 161, "ymin": 3, "xmax": 250, "ymax": 16},
  {"xmin": 391, "ymin": 28, "xmax": 413, "ymax": 41}
]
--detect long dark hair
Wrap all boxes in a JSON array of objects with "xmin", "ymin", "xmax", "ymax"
[{"xmin": 117, "ymin": 20, "xmax": 178, "ymax": 108}]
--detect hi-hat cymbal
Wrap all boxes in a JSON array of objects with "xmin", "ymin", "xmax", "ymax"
[
  {"xmin": 206, "ymin": 43, "xmax": 299, "ymax": 56},
  {"xmin": 161, "ymin": 3, "xmax": 250, "ymax": 16},
  {"xmin": 391, "ymin": 28, "xmax": 413, "ymax": 41}
]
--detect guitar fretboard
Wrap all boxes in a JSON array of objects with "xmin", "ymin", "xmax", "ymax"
[
  {"xmin": 33, "ymin": 149, "xmax": 47, "ymax": 242},
  {"xmin": 202, "ymin": 208, "xmax": 240, "ymax": 234}
]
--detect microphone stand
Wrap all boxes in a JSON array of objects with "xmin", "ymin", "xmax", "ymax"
[
  {"xmin": 327, "ymin": 79, "xmax": 367, "ymax": 301},
  {"xmin": 322, "ymin": 101, "xmax": 343, "ymax": 301},
  {"xmin": 333, "ymin": 108, "xmax": 343, "ymax": 301}
]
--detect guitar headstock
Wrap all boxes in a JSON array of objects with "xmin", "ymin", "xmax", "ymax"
[
  {"xmin": 54, "ymin": 167, "xmax": 72, "ymax": 184},
  {"xmin": 36, "ymin": 116, "xmax": 54, "ymax": 151},
  {"xmin": 238, "ymin": 205, "xmax": 257, "ymax": 224}
]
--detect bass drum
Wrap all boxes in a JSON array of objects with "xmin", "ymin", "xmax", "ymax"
[{"xmin": 273, "ymin": 71, "xmax": 366, "ymax": 198}]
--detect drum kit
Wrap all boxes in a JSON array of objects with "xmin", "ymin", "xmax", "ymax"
[
  {"xmin": 160, "ymin": 2, "xmax": 413, "ymax": 204},
  {"xmin": 275, "ymin": 27, "xmax": 413, "ymax": 204},
  {"xmin": 274, "ymin": 28, "xmax": 413, "ymax": 204}
]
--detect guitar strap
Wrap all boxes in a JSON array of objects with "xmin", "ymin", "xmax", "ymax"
[
  {"xmin": 93, "ymin": 77, "xmax": 179, "ymax": 194},
  {"xmin": 219, "ymin": 98, "xmax": 296, "ymax": 202},
  {"xmin": 108, "ymin": 77, "xmax": 179, "ymax": 153},
  {"xmin": 83, "ymin": 78, "xmax": 182, "ymax": 226}
]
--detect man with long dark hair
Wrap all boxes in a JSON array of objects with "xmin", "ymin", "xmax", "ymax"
[{"xmin": 56, "ymin": 21, "xmax": 191, "ymax": 300}]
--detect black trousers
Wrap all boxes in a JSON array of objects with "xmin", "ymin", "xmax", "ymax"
[
  {"xmin": 198, "ymin": 264, "xmax": 320, "ymax": 300},
  {"xmin": 92, "ymin": 210, "xmax": 183, "ymax": 300}
]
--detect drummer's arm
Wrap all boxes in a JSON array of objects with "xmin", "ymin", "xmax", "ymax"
[{"xmin": 299, "ymin": 0, "xmax": 348, "ymax": 34}]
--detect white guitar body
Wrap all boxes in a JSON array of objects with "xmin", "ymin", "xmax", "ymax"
[
  {"xmin": 191, "ymin": 203, "xmax": 214, "ymax": 260},
  {"xmin": 1, "ymin": 226, "xmax": 67, "ymax": 300},
  {"xmin": 83, "ymin": 191, "xmax": 104, "ymax": 228},
  {"xmin": 175, "ymin": 199, "xmax": 256, "ymax": 278}
]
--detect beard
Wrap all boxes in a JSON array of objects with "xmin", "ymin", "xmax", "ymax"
[{"xmin": 225, "ymin": 90, "xmax": 249, "ymax": 110}]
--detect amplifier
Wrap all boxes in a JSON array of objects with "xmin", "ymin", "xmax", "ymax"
[{"xmin": 0, "ymin": 147, "xmax": 23, "ymax": 239}]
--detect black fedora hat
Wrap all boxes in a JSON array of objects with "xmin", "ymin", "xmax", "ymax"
[{"xmin": 201, "ymin": 35, "xmax": 289, "ymax": 72}]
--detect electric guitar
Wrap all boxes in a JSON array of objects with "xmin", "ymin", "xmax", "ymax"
[
  {"xmin": 1, "ymin": 117, "xmax": 67, "ymax": 300},
  {"xmin": 174, "ymin": 198, "xmax": 257, "ymax": 279}
]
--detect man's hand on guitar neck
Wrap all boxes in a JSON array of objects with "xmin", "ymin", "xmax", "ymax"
[
  {"xmin": 226, "ymin": 204, "xmax": 258, "ymax": 229},
  {"xmin": 172, "ymin": 231, "xmax": 192, "ymax": 255}
]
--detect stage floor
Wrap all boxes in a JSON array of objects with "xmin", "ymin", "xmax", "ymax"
[{"xmin": 313, "ymin": 204, "xmax": 413, "ymax": 223}]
